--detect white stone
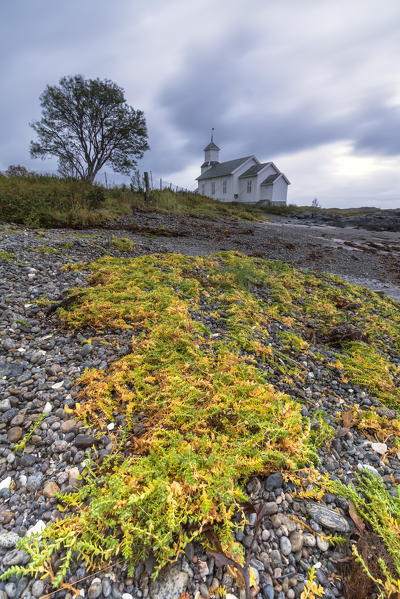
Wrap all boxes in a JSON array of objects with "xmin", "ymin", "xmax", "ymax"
[
  {"xmin": 357, "ymin": 464, "xmax": 381, "ymax": 478},
  {"xmin": 26, "ymin": 520, "xmax": 46, "ymax": 538},
  {"xmin": 370, "ymin": 442, "xmax": 387, "ymax": 455},
  {"xmin": 0, "ymin": 476, "xmax": 12, "ymax": 490},
  {"xmin": 43, "ymin": 402, "xmax": 53, "ymax": 415},
  {"xmin": 122, "ymin": 594, "xmax": 133, "ymax": 599},
  {"xmin": 316, "ymin": 535, "xmax": 330, "ymax": 552},
  {"xmin": 107, "ymin": 422, "xmax": 115, "ymax": 431},
  {"xmin": 52, "ymin": 381, "xmax": 64, "ymax": 390},
  {"xmin": 19, "ymin": 474, "xmax": 27, "ymax": 486},
  {"xmin": 226, "ymin": 595, "xmax": 239, "ymax": 599}
]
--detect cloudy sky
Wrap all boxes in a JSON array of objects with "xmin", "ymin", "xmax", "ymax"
[{"xmin": 1, "ymin": 0, "xmax": 400, "ymax": 207}]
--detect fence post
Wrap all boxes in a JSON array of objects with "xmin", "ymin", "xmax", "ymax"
[
  {"xmin": 160, "ymin": 178, "xmax": 162, "ymax": 190},
  {"xmin": 144, "ymin": 172, "xmax": 150, "ymax": 203}
]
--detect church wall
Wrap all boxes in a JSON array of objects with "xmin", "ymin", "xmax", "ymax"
[
  {"xmin": 199, "ymin": 176, "xmax": 233, "ymax": 202},
  {"xmin": 271, "ymin": 176, "xmax": 288, "ymax": 204},
  {"xmin": 238, "ymin": 176, "xmax": 258, "ymax": 203}
]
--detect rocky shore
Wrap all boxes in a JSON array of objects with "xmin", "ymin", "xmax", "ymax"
[
  {"xmin": 289, "ymin": 209, "xmax": 400, "ymax": 232},
  {"xmin": 0, "ymin": 220, "xmax": 399, "ymax": 599}
]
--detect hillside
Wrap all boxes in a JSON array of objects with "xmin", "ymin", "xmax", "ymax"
[
  {"xmin": 0, "ymin": 174, "xmax": 263, "ymax": 227},
  {"xmin": 0, "ymin": 220, "xmax": 399, "ymax": 599}
]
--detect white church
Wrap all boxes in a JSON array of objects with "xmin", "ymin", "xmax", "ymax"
[{"xmin": 196, "ymin": 135, "xmax": 290, "ymax": 205}]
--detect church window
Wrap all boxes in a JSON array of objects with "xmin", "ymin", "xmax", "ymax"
[
  {"xmin": 247, "ymin": 180, "xmax": 252, "ymax": 193},
  {"xmin": 211, "ymin": 182, "xmax": 215, "ymax": 195},
  {"xmin": 201, "ymin": 184, "xmax": 205, "ymax": 194},
  {"xmin": 223, "ymin": 180, "xmax": 227, "ymax": 194}
]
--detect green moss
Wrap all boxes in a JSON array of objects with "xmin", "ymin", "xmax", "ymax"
[
  {"xmin": 111, "ymin": 236, "xmax": 134, "ymax": 252},
  {"xmin": 30, "ymin": 246, "xmax": 60, "ymax": 254},
  {"xmin": 0, "ymin": 251, "xmax": 15, "ymax": 261},
  {"xmin": 60, "ymin": 241, "xmax": 74, "ymax": 250},
  {"xmin": 339, "ymin": 342, "xmax": 399, "ymax": 409}
]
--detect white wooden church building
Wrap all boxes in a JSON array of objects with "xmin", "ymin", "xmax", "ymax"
[{"xmin": 196, "ymin": 136, "xmax": 290, "ymax": 205}]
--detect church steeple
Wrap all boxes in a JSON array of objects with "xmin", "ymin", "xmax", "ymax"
[{"xmin": 201, "ymin": 128, "xmax": 220, "ymax": 174}]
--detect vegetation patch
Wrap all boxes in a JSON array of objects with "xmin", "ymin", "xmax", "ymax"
[
  {"xmin": 3, "ymin": 252, "xmax": 399, "ymax": 588},
  {"xmin": 338, "ymin": 342, "xmax": 399, "ymax": 409},
  {"xmin": 110, "ymin": 236, "xmax": 135, "ymax": 252},
  {"xmin": 0, "ymin": 250, "xmax": 15, "ymax": 261},
  {"xmin": 0, "ymin": 174, "xmax": 266, "ymax": 228},
  {"xmin": 30, "ymin": 245, "xmax": 60, "ymax": 254},
  {"xmin": 330, "ymin": 472, "xmax": 400, "ymax": 598}
]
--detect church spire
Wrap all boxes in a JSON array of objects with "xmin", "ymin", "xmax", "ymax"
[
  {"xmin": 201, "ymin": 129, "xmax": 220, "ymax": 174},
  {"xmin": 203, "ymin": 128, "xmax": 220, "ymax": 153}
]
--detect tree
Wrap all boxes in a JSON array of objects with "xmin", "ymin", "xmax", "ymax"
[
  {"xmin": 30, "ymin": 75, "xmax": 149, "ymax": 183},
  {"xmin": 312, "ymin": 198, "xmax": 321, "ymax": 208},
  {"xmin": 5, "ymin": 165, "xmax": 32, "ymax": 177}
]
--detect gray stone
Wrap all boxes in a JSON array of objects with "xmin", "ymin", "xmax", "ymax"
[
  {"xmin": 31, "ymin": 580, "xmax": 45, "ymax": 598},
  {"xmin": 74, "ymin": 434, "xmax": 98, "ymax": 449},
  {"xmin": 88, "ymin": 578, "xmax": 102, "ymax": 599},
  {"xmin": 307, "ymin": 503, "xmax": 350, "ymax": 533},
  {"xmin": 199, "ymin": 583, "xmax": 209, "ymax": 598},
  {"xmin": 270, "ymin": 549, "xmax": 282, "ymax": 567},
  {"xmin": 303, "ymin": 533, "xmax": 316, "ymax": 547},
  {"xmin": 263, "ymin": 585, "xmax": 274, "ymax": 599},
  {"xmin": 279, "ymin": 536, "xmax": 292, "ymax": 556},
  {"xmin": 0, "ymin": 531, "xmax": 20, "ymax": 549},
  {"xmin": 4, "ymin": 583, "xmax": 17, "ymax": 599},
  {"xmin": 264, "ymin": 502, "xmax": 279, "ymax": 515},
  {"xmin": 0, "ymin": 398, "xmax": 11, "ymax": 412},
  {"xmin": 102, "ymin": 578, "xmax": 112, "ymax": 597},
  {"xmin": 26, "ymin": 473, "xmax": 44, "ymax": 491},
  {"xmin": 265, "ymin": 473, "xmax": 283, "ymax": 491},
  {"xmin": 20, "ymin": 455, "xmax": 36, "ymax": 468},
  {"xmin": 2, "ymin": 549, "xmax": 28, "ymax": 566},
  {"xmin": 149, "ymin": 565, "xmax": 189, "ymax": 599}
]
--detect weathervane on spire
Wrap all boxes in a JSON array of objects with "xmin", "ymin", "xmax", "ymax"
[{"xmin": 211, "ymin": 127, "xmax": 214, "ymax": 143}]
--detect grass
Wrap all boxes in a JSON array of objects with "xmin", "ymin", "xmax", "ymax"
[
  {"xmin": 0, "ymin": 174, "xmax": 265, "ymax": 228},
  {"xmin": 0, "ymin": 250, "xmax": 15, "ymax": 261},
  {"xmin": 110, "ymin": 236, "xmax": 135, "ymax": 252},
  {"xmin": 130, "ymin": 189, "xmax": 264, "ymax": 221},
  {"xmin": 0, "ymin": 173, "xmax": 133, "ymax": 227},
  {"xmin": 30, "ymin": 246, "xmax": 60, "ymax": 254},
  {"xmin": 2, "ymin": 251, "xmax": 399, "ymax": 590}
]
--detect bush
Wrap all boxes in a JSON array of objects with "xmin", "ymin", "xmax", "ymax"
[
  {"xmin": 5, "ymin": 165, "xmax": 32, "ymax": 177},
  {"xmin": 0, "ymin": 174, "xmax": 132, "ymax": 227},
  {"xmin": 86, "ymin": 186, "xmax": 106, "ymax": 209}
]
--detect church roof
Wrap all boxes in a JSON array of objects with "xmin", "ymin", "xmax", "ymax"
[
  {"xmin": 238, "ymin": 163, "xmax": 271, "ymax": 178},
  {"xmin": 203, "ymin": 141, "xmax": 220, "ymax": 151},
  {"xmin": 261, "ymin": 173, "xmax": 291, "ymax": 185},
  {"xmin": 197, "ymin": 156, "xmax": 252, "ymax": 180},
  {"xmin": 261, "ymin": 173, "xmax": 280, "ymax": 185}
]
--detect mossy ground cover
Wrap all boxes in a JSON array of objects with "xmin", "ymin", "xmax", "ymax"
[{"xmin": 3, "ymin": 252, "xmax": 399, "ymax": 589}]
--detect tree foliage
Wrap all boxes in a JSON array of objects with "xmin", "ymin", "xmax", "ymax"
[{"xmin": 30, "ymin": 75, "xmax": 149, "ymax": 182}]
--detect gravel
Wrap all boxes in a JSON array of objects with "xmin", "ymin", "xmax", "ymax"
[{"xmin": 0, "ymin": 219, "xmax": 399, "ymax": 599}]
